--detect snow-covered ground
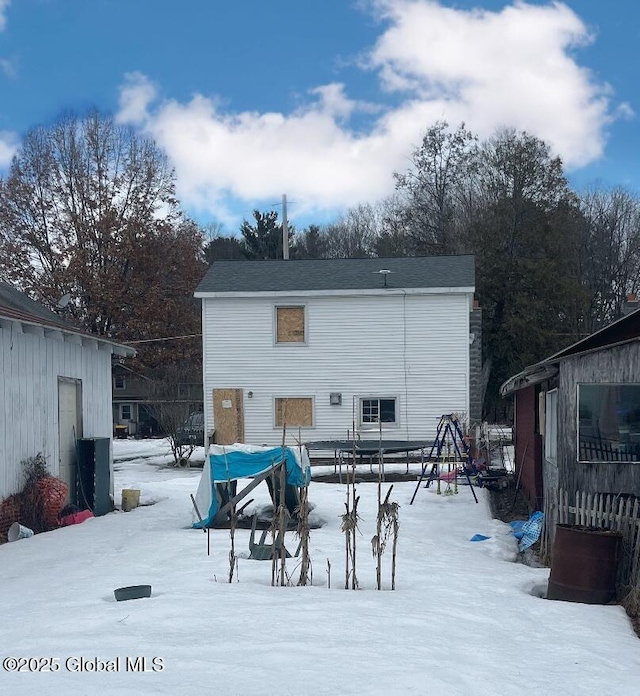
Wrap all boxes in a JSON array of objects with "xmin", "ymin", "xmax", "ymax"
[{"xmin": 0, "ymin": 439, "xmax": 638, "ymax": 695}]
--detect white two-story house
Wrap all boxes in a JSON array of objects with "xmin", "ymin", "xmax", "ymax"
[{"xmin": 195, "ymin": 256, "xmax": 477, "ymax": 447}]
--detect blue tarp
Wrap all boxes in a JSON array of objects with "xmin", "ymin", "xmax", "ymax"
[
  {"xmin": 193, "ymin": 445, "xmax": 311, "ymax": 529},
  {"xmin": 510, "ymin": 511, "xmax": 544, "ymax": 552}
]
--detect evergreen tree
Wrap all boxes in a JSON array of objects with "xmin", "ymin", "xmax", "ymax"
[
  {"xmin": 468, "ymin": 129, "xmax": 585, "ymax": 418},
  {"xmin": 291, "ymin": 224, "xmax": 329, "ymax": 259},
  {"xmin": 204, "ymin": 234, "xmax": 245, "ymax": 263},
  {"xmin": 239, "ymin": 210, "xmax": 294, "ymax": 260}
]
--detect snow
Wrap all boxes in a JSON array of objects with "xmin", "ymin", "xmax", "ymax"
[{"xmin": 0, "ymin": 439, "xmax": 638, "ymax": 695}]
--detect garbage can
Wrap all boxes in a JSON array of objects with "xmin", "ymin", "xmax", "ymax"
[
  {"xmin": 115, "ymin": 425, "xmax": 128, "ymax": 439},
  {"xmin": 547, "ymin": 524, "xmax": 622, "ymax": 604}
]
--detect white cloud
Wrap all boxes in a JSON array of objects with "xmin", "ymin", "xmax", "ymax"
[
  {"xmin": 117, "ymin": 1, "xmax": 621, "ymax": 222},
  {"xmin": 366, "ymin": 0, "xmax": 611, "ymax": 166},
  {"xmin": 0, "ymin": 0, "xmax": 10, "ymax": 32},
  {"xmin": 0, "ymin": 130, "xmax": 18, "ymax": 168},
  {"xmin": 116, "ymin": 72, "xmax": 157, "ymax": 125},
  {"xmin": 0, "ymin": 57, "xmax": 16, "ymax": 78}
]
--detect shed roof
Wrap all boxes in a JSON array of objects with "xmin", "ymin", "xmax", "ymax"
[
  {"xmin": 0, "ymin": 282, "xmax": 135, "ymax": 356},
  {"xmin": 500, "ymin": 307, "xmax": 640, "ymax": 396},
  {"xmin": 195, "ymin": 255, "xmax": 475, "ymax": 295},
  {"xmin": 0, "ymin": 282, "xmax": 74, "ymax": 329}
]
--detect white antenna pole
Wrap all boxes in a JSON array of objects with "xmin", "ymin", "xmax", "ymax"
[{"xmin": 282, "ymin": 193, "xmax": 289, "ymax": 260}]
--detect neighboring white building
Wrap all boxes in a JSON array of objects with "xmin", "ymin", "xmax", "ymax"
[
  {"xmin": 195, "ymin": 256, "xmax": 476, "ymax": 447},
  {"xmin": 0, "ymin": 283, "xmax": 135, "ymax": 503}
]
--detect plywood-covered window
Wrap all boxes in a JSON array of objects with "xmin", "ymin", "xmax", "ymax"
[
  {"xmin": 275, "ymin": 306, "xmax": 305, "ymax": 343},
  {"xmin": 275, "ymin": 397, "xmax": 313, "ymax": 427}
]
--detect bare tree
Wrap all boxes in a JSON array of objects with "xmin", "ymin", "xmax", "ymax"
[
  {"xmin": 394, "ymin": 121, "xmax": 477, "ymax": 255},
  {"xmin": 145, "ymin": 362, "xmax": 203, "ymax": 465},
  {"xmin": 0, "ymin": 110, "xmax": 205, "ymax": 368},
  {"xmin": 578, "ymin": 187, "xmax": 640, "ymax": 330},
  {"xmin": 324, "ymin": 203, "xmax": 383, "ymax": 258}
]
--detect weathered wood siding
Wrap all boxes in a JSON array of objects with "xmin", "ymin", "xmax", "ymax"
[
  {"xmin": 557, "ymin": 342, "xmax": 640, "ymax": 496},
  {"xmin": 0, "ymin": 324, "xmax": 113, "ymax": 500},
  {"xmin": 202, "ymin": 292, "xmax": 472, "ymax": 446}
]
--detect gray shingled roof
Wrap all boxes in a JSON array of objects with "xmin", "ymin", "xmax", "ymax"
[
  {"xmin": 0, "ymin": 281, "xmax": 75, "ymax": 329},
  {"xmin": 0, "ymin": 281, "xmax": 135, "ymax": 355},
  {"xmin": 196, "ymin": 255, "xmax": 475, "ymax": 294}
]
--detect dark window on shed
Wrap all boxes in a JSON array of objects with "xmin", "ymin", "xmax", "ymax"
[{"xmin": 578, "ymin": 384, "xmax": 640, "ymax": 463}]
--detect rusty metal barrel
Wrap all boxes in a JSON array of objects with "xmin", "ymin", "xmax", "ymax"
[{"xmin": 547, "ymin": 524, "xmax": 622, "ymax": 604}]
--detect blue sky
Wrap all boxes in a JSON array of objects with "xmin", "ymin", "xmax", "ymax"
[{"xmin": 0, "ymin": 0, "xmax": 638, "ymax": 231}]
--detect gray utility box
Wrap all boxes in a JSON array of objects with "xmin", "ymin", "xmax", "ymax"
[{"xmin": 76, "ymin": 437, "xmax": 112, "ymax": 516}]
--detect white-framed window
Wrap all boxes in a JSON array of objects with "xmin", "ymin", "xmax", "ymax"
[
  {"xmin": 274, "ymin": 397, "xmax": 314, "ymax": 428},
  {"xmin": 274, "ymin": 305, "xmax": 306, "ymax": 344},
  {"xmin": 545, "ymin": 389, "xmax": 557, "ymax": 464},
  {"xmin": 577, "ymin": 383, "xmax": 640, "ymax": 463},
  {"xmin": 360, "ymin": 397, "xmax": 398, "ymax": 429},
  {"xmin": 114, "ymin": 374, "xmax": 126, "ymax": 390},
  {"xmin": 120, "ymin": 404, "xmax": 132, "ymax": 421}
]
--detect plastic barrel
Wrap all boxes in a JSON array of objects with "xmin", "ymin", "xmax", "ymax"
[
  {"xmin": 121, "ymin": 489, "xmax": 140, "ymax": 512},
  {"xmin": 547, "ymin": 524, "xmax": 622, "ymax": 604}
]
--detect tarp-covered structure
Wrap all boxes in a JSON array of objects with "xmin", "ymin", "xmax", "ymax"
[{"xmin": 193, "ymin": 443, "xmax": 311, "ymax": 528}]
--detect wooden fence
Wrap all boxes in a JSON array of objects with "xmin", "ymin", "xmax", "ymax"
[{"xmin": 541, "ymin": 488, "xmax": 640, "ymax": 591}]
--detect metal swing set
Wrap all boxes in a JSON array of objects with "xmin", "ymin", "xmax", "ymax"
[{"xmin": 409, "ymin": 414, "xmax": 479, "ymax": 505}]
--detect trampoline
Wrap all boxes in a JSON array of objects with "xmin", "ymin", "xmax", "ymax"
[
  {"xmin": 305, "ymin": 439, "xmax": 433, "ymax": 481},
  {"xmin": 305, "ymin": 439, "xmax": 432, "ymax": 455}
]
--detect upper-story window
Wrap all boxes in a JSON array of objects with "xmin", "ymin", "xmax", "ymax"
[
  {"xmin": 275, "ymin": 306, "xmax": 305, "ymax": 344},
  {"xmin": 114, "ymin": 375, "xmax": 126, "ymax": 390}
]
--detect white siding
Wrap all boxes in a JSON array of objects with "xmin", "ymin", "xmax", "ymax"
[
  {"xmin": 202, "ymin": 291, "xmax": 471, "ymax": 446},
  {"xmin": 0, "ymin": 324, "xmax": 113, "ymax": 499}
]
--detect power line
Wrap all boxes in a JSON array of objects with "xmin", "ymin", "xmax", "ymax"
[{"xmin": 125, "ymin": 333, "xmax": 202, "ymax": 345}]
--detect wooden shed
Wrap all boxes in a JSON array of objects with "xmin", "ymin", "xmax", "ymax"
[
  {"xmin": 0, "ymin": 283, "xmax": 135, "ymax": 507},
  {"xmin": 501, "ymin": 302, "xmax": 640, "ymax": 567}
]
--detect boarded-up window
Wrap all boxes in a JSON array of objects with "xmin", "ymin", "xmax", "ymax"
[
  {"xmin": 276, "ymin": 306, "xmax": 305, "ymax": 343},
  {"xmin": 275, "ymin": 398, "xmax": 313, "ymax": 427}
]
